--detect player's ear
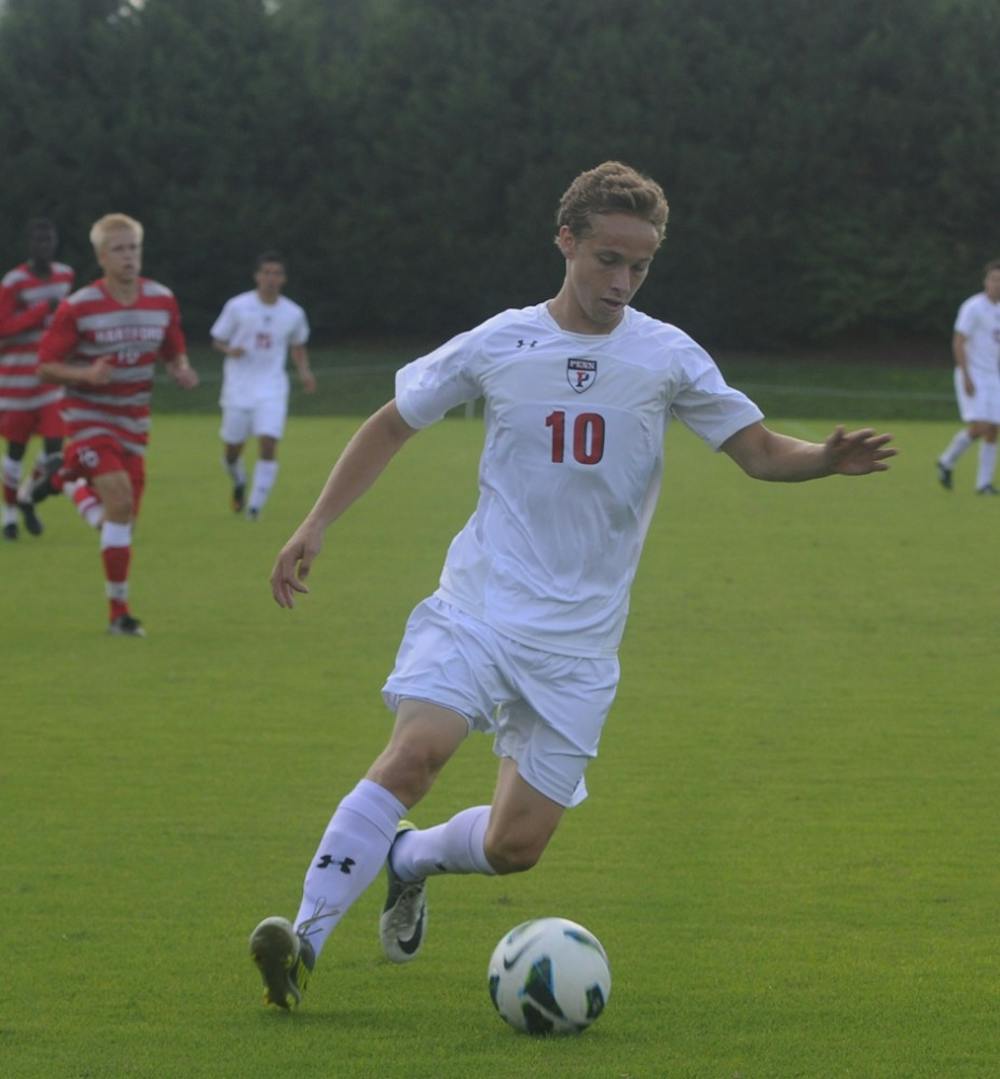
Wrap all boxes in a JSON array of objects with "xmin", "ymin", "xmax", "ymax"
[{"xmin": 556, "ymin": 226, "xmax": 576, "ymax": 260}]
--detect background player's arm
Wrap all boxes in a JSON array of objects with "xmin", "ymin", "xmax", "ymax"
[
  {"xmin": 270, "ymin": 399, "xmax": 417, "ymax": 607},
  {"xmin": 0, "ymin": 283, "xmax": 49, "ymax": 337},
  {"xmin": 722, "ymin": 420, "xmax": 895, "ymax": 481},
  {"xmin": 212, "ymin": 337, "xmax": 245, "ymax": 358},
  {"xmin": 164, "ymin": 351, "xmax": 199, "ymax": 389},
  {"xmin": 290, "ymin": 343, "xmax": 316, "ymax": 393},
  {"xmin": 953, "ymin": 332, "xmax": 974, "ymax": 395}
]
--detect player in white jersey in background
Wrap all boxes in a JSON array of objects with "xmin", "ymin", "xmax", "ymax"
[
  {"xmin": 248, "ymin": 161, "xmax": 896, "ymax": 1010},
  {"xmin": 936, "ymin": 259, "xmax": 1000, "ymax": 494},
  {"xmin": 210, "ymin": 252, "xmax": 314, "ymax": 519}
]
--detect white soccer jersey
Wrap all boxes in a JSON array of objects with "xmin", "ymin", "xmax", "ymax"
[
  {"xmin": 210, "ymin": 291, "xmax": 309, "ymax": 407},
  {"xmin": 954, "ymin": 293, "xmax": 1000, "ymax": 380},
  {"xmin": 395, "ymin": 303, "xmax": 763, "ymax": 658}
]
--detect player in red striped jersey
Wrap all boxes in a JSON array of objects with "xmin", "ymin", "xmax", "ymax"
[
  {"xmin": 34, "ymin": 213, "xmax": 199, "ymax": 637},
  {"xmin": 0, "ymin": 219, "xmax": 75, "ymax": 539}
]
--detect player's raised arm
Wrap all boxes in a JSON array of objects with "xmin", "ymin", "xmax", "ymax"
[
  {"xmin": 270, "ymin": 399, "xmax": 418, "ymax": 608},
  {"xmin": 722, "ymin": 420, "xmax": 896, "ymax": 481}
]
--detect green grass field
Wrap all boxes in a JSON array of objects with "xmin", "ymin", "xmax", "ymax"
[{"xmin": 3, "ymin": 406, "xmax": 998, "ymax": 1077}]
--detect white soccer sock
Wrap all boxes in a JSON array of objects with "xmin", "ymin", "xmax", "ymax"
[
  {"xmin": 976, "ymin": 441, "xmax": 997, "ymax": 490},
  {"xmin": 293, "ymin": 779, "xmax": 406, "ymax": 959},
  {"xmin": 390, "ymin": 805, "xmax": 496, "ymax": 882},
  {"xmin": 248, "ymin": 459, "xmax": 278, "ymax": 513},
  {"xmin": 222, "ymin": 455, "xmax": 246, "ymax": 485},
  {"xmin": 939, "ymin": 429, "xmax": 973, "ymax": 469}
]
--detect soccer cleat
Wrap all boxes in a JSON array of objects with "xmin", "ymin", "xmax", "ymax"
[
  {"xmin": 232, "ymin": 482, "xmax": 245, "ymax": 513},
  {"xmin": 2, "ymin": 521, "xmax": 18, "ymax": 541},
  {"xmin": 27, "ymin": 453, "xmax": 63, "ymax": 504},
  {"xmin": 976, "ymin": 484, "xmax": 999, "ymax": 495},
  {"xmin": 380, "ymin": 820, "xmax": 427, "ymax": 963},
  {"xmin": 108, "ymin": 614, "xmax": 146, "ymax": 637},
  {"xmin": 17, "ymin": 500, "xmax": 43, "ymax": 536},
  {"xmin": 249, "ymin": 916, "xmax": 315, "ymax": 1010},
  {"xmin": 247, "ymin": 506, "xmax": 259, "ymax": 521},
  {"xmin": 936, "ymin": 461, "xmax": 953, "ymax": 490}
]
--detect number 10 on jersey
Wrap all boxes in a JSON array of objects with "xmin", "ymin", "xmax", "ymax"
[{"xmin": 545, "ymin": 410, "xmax": 606, "ymax": 465}]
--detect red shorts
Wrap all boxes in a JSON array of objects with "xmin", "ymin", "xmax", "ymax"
[
  {"xmin": 0, "ymin": 400, "xmax": 65, "ymax": 443},
  {"xmin": 63, "ymin": 435, "xmax": 147, "ymax": 515}
]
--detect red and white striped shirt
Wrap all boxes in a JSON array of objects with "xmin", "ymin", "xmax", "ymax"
[
  {"xmin": 0, "ymin": 261, "xmax": 75, "ymax": 411},
  {"xmin": 38, "ymin": 277, "xmax": 186, "ymax": 457}
]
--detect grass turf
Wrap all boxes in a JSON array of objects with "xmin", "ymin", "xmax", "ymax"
[{"xmin": 2, "ymin": 411, "xmax": 997, "ymax": 1077}]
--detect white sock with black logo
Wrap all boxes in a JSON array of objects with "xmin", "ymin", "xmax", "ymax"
[
  {"xmin": 293, "ymin": 779, "xmax": 406, "ymax": 958},
  {"xmin": 390, "ymin": 805, "xmax": 496, "ymax": 881}
]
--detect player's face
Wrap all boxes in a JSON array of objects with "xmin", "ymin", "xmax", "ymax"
[
  {"xmin": 97, "ymin": 228, "xmax": 142, "ymax": 285},
  {"xmin": 557, "ymin": 213, "xmax": 659, "ymax": 333},
  {"xmin": 255, "ymin": 261, "xmax": 287, "ymax": 301},
  {"xmin": 28, "ymin": 226, "xmax": 57, "ymax": 266},
  {"xmin": 984, "ymin": 269, "xmax": 1000, "ymax": 302}
]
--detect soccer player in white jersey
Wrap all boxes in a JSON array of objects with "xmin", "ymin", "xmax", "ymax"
[
  {"xmin": 248, "ymin": 162, "xmax": 896, "ymax": 1010},
  {"xmin": 210, "ymin": 252, "xmax": 314, "ymax": 519},
  {"xmin": 936, "ymin": 259, "xmax": 1000, "ymax": 494}
]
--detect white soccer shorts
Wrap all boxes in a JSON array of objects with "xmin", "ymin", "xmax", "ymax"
[
  {"xmin": 382, "ymin": 596, "xmax": 620, "ymax": 808},
  {"xmin": 220, "ymin": 398, "xmax": 288, "ymax": 443},
  {"xmin": 955, "ymin": 368, "xmax": 1000, "ymax": 424}
]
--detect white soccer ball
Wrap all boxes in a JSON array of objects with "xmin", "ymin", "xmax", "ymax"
[{"xmin": 487, "ymin": 917, "xmax": 611, "ymax": 1035}]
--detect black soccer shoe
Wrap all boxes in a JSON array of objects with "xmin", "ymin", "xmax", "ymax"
[
  {"xmin": 17, "ymin": 500, "xmax": 43, "ymax": 535},
  {"xmin": 232, "ymin": 482, "xmax": 245, "ymax": 513},
  {"xmin": 28, "ymin": 453, "xmax": 63, "ymax": 504},
  {"xmin": 936, "ymin": 461, "xmax": 953, "ymax": 490},
  {"xmin": 249, "ymin": 916, "xmax": 315, "ymax": 1009},
  {"xmin": 108, "ymin": 614, "xmax": 147, "ymax": 637},
  {"xmin": 2, "ymin": 521, "xmax": 18, "ymax": 541},
  {"xmin": 976, "ymin": 484, "xmax": 999, "ymax": 495}
]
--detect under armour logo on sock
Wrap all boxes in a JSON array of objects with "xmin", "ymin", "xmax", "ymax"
[{"xmin": 316, "ymin": 855, "xmax": 356, "ymax": 874}]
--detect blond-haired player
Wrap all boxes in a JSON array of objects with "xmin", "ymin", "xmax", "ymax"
[{"xmin": 31, "ymin": 213, "xmax": 199, "ymax": 636}]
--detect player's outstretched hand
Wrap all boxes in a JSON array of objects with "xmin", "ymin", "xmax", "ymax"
[
  {"xmin": 271, "ymin": 525, "xmax": 324, "ymax": 609},
  {"xmin": 824, "ymin": 426, "xmax": 897, "ymax": 475}
]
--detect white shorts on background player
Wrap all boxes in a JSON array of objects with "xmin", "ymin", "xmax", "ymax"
[
  {"xmin": 382, "ymin": 596, "xmax": 619, "ymax": 807},
  {"xmin": 953, "ymin": 292, "xmax": 1000, "ymax": 423},
  {"xmin": 954, "ymin": 367, "xmax": 1000, "ymax": 424},
  {"xmin": 219, "ymin": 398, "xmax": 288, "ymax": 443}
]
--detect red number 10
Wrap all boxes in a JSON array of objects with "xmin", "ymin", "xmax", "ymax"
[{"xmin": 545, "ymin": 410, "xmax": 605, "ymax": 465}]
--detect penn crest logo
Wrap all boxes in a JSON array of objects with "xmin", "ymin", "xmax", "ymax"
[{"xmin": 567, "ymin": 357, "xmax": 597, "ymax": 393}]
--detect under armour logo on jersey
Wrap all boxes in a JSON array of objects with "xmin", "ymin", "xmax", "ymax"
[
  {"xmin": 517, "ymin": 338, "xmax": 537, "ymax": 348},
  {"xmin": 316, "ymin": 855, "xmax": 356, "ymax": 874},
  {"xmin": 567, "ymin": 357, "xmax": 597, "ymax": 392}
]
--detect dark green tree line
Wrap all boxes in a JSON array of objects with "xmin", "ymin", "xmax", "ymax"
[{"xmin": 1, "ymin": 0, "xmax": 997, "ymax": 348}]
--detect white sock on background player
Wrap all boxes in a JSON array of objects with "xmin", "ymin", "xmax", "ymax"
[
  {"xmin": 939, "ymin": 429, "xmax": 973, "ymax": 469},
  {"xmin": 293, "ymin": 779, "xmax": 406, "ymax": 959},
  {"xmin": 390, "ymin": 805, "xmax": 496, "ymax": 881},
  {"xmin": 976, "ymin": 440, "xmax": 997, "ymax": 490},
  {"xmin": 223, "ymin": 455, "xmax": 246, "ymax": 486},
  {"xmin": 248, "ymin": 459, "xmax": 278, "ymax": 514}
]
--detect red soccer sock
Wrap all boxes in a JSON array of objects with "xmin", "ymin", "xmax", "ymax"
[
  {"xmin": 69, "ymin": 481, "xmax": 104, "ymax": 528},
  {"xmin": 102, "ymin": 544, "xmax": 132, "ymax": 621}
]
